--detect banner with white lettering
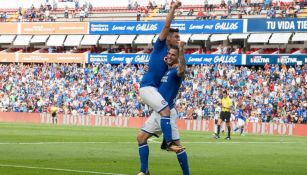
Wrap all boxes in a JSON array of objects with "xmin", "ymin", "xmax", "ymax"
[
  {"xmin": 246, "ymin": 54, "xmax": 306, "ymax": 65},
  {"xmin": 247, "ymin": 18, "xmax": 307, "ymax": 32},
  {"xmin": 89, "ymin": 20, "xmax": 243, "ymax": 35},
  {"xmin": 88, "ymin": 54, "xmax": 243, "ymax": 65}
]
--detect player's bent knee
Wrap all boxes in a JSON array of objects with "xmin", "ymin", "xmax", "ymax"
[
  {"xmin": 159, "ymin": 106, "xmax": 170, "ymax": 116},
  {"xmin": 137, "ymin": 131, "xmax": 150, "ymax": 144}
]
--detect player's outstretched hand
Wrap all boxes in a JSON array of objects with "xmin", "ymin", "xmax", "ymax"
[
  {"xmin": 172, "ymin": 0, "xmax": 182, "ymax": 9},
  {"xmin": 178, "ymin": 41, "xmax": 186, "ymax": 49}
]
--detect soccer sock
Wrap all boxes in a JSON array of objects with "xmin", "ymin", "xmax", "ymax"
[
  {"xmin": 138, "ymin": 143, "xmax": 149, "ymax": 173},
  {"xmin": 227, "ymin": 126, "xmax": 231, "ymax": 137},
  {"xmin": 240, "ymin": 127, "xmax": 244, "ymax": 135},
  {"xmin": 177, "ymin": 150, "xmax": 190, "ymax": 175},
  {"xmin": 160, "ymin": 116, "xmax": 172, "ymax": 143},
  {"xmin": 214, "ymin": 124, "xmax": 217, "ymax": 134},
  {"xmin": 234, "ymin": 127, "xmax": 238, "ymax": 132},
  {"xmin": 217, "ymin": 125, "xmax": 221, "ymax": 135}
]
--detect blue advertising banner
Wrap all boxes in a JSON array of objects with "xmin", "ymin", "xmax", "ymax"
[
  {"xmin": 185, "ymin": 54, "xmax": 242, "ymax": 65},
  {"xmin": 247, "ymin": 18, "xmax": 307, "ymax": 32},
  {"xmin": 89, "ymin": 20, "xmax": 243, "ymax": 35},
  {"xmin": 246, "ymin": 54, "xmax": 306, "ymax": 65},
  {"xmin": 88, "ymin": 54, "xmax": 243, "ymax": 65}
]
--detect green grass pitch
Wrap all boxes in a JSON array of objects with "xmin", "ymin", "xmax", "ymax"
[{"xmin": 0, "ymin": 122, "xmax": 306, "ymax": 175}]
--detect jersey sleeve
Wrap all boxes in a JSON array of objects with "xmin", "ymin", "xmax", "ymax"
[{"xmin": 153, "ymin": 37, "xmax": 166, "ymax": 52}]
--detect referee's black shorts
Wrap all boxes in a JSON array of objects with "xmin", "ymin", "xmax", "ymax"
[{"xmin": 220, "ymin": 111, "xmax": 231, "ymax": 122}]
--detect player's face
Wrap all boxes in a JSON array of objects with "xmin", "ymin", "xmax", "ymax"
[
  {"xmin": 167, "ymin": 32, "xmax": 180, "ymax": 46},
  {"xmin": 165, "ymin": 48, "xmax": 178, "ymax": 66}
]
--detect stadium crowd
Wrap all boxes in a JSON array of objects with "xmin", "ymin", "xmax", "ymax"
[
  {"xmin": 0, "ymin": 0, "xmax": 307, "ymax": 22},
  {"xmin": 0, "ymin": 63, "xmax": 306, "ymax": 124}
]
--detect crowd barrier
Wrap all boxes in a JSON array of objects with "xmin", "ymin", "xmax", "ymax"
[
  {"xmin": 1, "ymin": 112, "xmax": 306, "ymax": 136},
  {"xmin": 1, "ymin": 18, "xmax": 307, "ymax": 35}
]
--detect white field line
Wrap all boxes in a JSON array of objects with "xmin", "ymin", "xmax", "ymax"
[
  {"xmin": 0, "ymin": 164, "xmax": 128, "ymax": 175},
  {"xmin": 0, "ymin": 141, "xmax": 301, "ymax": 145}
]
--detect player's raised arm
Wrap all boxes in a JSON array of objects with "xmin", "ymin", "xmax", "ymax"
[
  {"xmin": 177, "ymin": 41, "xmax": 186, "ymax": 77},
  {"xmin": 159, "ymin": 0, "xmax": 181, "ymax": 41}
]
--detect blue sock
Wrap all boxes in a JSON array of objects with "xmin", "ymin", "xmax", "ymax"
[
  {"xmin": 160, "ymin": 116, "xmax": 172, "ymax": 143},
  {"xmin": 177, "ymin": 150, "xmax": 190, "ymax": 175},
  {"xmin": 138, "ymin": 143, "xmax": 149, "ymax": 173}
]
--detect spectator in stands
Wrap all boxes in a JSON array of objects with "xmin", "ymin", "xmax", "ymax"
[
  {"xmin": 208, "ymin": 1, "xmax": 214, "ymax": 11},
  {"xmin": 267, "ymin": 7, "xmax": 276, "ymax": 18},
  {"xmin": 128, "ymin": 0, "xmax": 133, "ymax": 10},
  {"xmin": 204, "ymin": 0, "xmax": 209, "ymax": 11},
  {"xmin": 196, "ymin": 9, "xmax": 204, "ymax": 20},
  {"xmin": 221, "ymin": 10, "xmax": 229, "ymax": 19},
  {"xmin": 137, "ymin": 10, "xmax": 141, "ymax": 21},
  {"xmin": 75, "ymin": 0, "xmax": 79, "ymax": 10},
  {"xmin": 80, "ymin": 8, "xmax": 85, "ymax": 21},
  {"xmin": 187, "ymin": 8, "xmax": 194, "ymax": 16},
  {"xmin": 221, "ymin": 0, "xmax": 227, "ymax": 9},
  {"xmin": 64, "ymin": 6, "xmax": 69, "ymax": 18},
  {"xmin": 52, "ymin": 0, "xmax": 57, "ymax": 10}
]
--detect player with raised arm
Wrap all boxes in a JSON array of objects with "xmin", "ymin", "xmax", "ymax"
[
  {"xmin": 137, "ymin": 41, "xmax": 189, "ymax": 175},
  {"xmin": 138, "ymin": 1, "xmax": 182, "ymax": 171}
]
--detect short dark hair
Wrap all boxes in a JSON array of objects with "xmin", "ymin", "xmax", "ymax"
[
  {"xmin": 169, "ymin": 28, "xmax": 179, "ymax": 33},
  {"xmin": 223, "ymin": 90, "xmax": 227, "ymax": 94},
  {"xmin": 170, "ymin": 45, "xmax": 179, "ymax": 53}
]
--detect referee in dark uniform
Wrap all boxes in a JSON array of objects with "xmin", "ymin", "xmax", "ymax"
[{"xmin": 215, "ymin": 90, "xmax": 232, "ymax": 140}]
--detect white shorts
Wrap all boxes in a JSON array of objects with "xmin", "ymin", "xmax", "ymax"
[
  {"xmin": 237, "ymin": 118, "xmax": 245, "ymax": 127},
  {"xmin": 214, "ymin": 114, "xmax": 219, "ymax": 120},
  {"xmin": 141, "ymin": 108, "xmax": 180, "ymax": 140},
  {"xmin": 139, "ymin": 86, "xmax": 168, "ymax": 113}
]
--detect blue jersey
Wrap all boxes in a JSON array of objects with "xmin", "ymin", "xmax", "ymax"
[
  {"xmin": 140, "ymin": 38, "xmax": 168, "ymax": 88},
  {"xmin": 158, "ymin": 68, "xmax": 183, "ymax": 109},
  {"xmin": 236, "ymin": 109, "xmax": 246, "ymax": 121}
]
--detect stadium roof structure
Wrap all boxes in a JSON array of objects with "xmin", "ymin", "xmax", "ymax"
[
  {"xmin": 269, "ymin": 33, "xmax": 292, "ymax": 44},
  {"xmin": 134, "ymin": 35, "xmax": 155, "ymax": 45},
  {"xmin": 99, "ymin": 35, "xmax": 118, "ymax": 45},
  {"xmin": 190, "ymin": 34, "xmax": 210, "ymax": 41},
  {"xmin": 81, "ymin": 35, "xmax": 101, "ymax": 45},
  {"xmin": 46, "ymin": 35, "xmax": 66, "ymax": 47},
  {"xmin": 180, "ymin": 34, "xmax": 192, "ymax": 43},
  {"xmin": 116, "ymin": 35, "xmax": 136, "ymax": 44},
  {"xmin": 210, "ymin": 34, "xmax": 229, "ymax": 42},
  {"xmin": 0, "ymin": 35, "xmax": 16, "ymax": 44},
  {"xmin": 13, "ymin": 35, "xmax": 32, "ymax": 46},
  {"xmin": 64, "ymin": 35, "xmax": 84, "ymax": 47},
  {"xmin": 152, "ymin": 35, "xmax": 160, "ymax": 43},
  {"xmin": 229, "ymin": 33, "xmax": 250, "ymax": 40},
  {"xmin": 248, "ymin": 33, "xmax": 272, "ymax": 43},
  {"xmin": 30, "ymin": 35, "xmax": 49, "ymax": 44},
  {"xmin": 292, "ymin": 33, "xmax": 307, "ymax": 42}
]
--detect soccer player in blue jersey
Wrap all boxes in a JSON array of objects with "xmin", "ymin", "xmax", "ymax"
[
  {"xmin": 137, "ymin": 42, "xmax": 189, "ymax": 175},
  {"xmin": 233, "ymin": 106, "xmax": 246, "ymax": 136},
  {"xmin": 139, "ymin": 0, "xmax": 182, "ymax": 153}
]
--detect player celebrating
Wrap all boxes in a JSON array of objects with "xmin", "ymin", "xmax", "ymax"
[
  {"xmin": 139, "ymin": 0, "xmax": 182, "ymax": 154},
  {"xmin": 137, "ymin": 41, "xmax": 189, "ymax": 175}
]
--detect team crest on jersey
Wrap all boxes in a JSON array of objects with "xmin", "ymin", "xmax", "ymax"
[{"xmin": 161, "ymin": 100, "xmax": 167, "ymax": 105}]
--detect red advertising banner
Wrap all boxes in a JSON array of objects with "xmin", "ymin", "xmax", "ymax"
[
  {"xmin": 20, "ymin": 22, "xmax": 88, "ymax": 34},
  {"xmin": 1, "ymin": 113, "xmax": 307, "ymax": 137},
  {"xmin": 18, "ymin": 53, "xmax": 86, "ymax": 63},
  {"xmin": 0, "ymin": 23, "xmax": 18, "ymax": 34}
]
